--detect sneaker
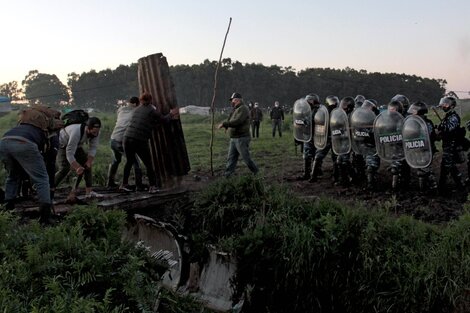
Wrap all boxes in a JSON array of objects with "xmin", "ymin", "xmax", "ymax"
[
  {"xmin": 119, "ymin": 185, "xmax": 133, "ymax": 192},
  {"xmin": 85, "ymin": 191, "xmax": 104, "ymax": 199},
  {"xmin": 148, "ymin": 186, "xmax": 160, "ymax": 194}
]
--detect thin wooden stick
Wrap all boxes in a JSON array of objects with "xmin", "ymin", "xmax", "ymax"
[{"xmin": 209, "ymin": 17, "xmax": 232, "ymax": 176}]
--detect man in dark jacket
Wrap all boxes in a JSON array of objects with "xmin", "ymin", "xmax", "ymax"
[
  {"xmin": 122, "ymin": 92, "xmax": 179, "ymax": 193},
  {"xmin": 250, "ymin": 102, "xmax": 263, "ymax": 138},
  {"xmin": 218, "ymin": 92, "xmax": 259, "ymax": 177},
  {"xmin": 270, "ymin": 101, "xmax": 285, "ymax": 137}
]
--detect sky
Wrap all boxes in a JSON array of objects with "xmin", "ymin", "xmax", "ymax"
[{"xmin": 2, "ymin": 0, "xmax": 470, "ymax": 98}]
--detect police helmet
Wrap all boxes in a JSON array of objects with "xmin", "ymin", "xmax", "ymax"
[
  {"xmin": 325, "ymin": 95, "xmax": 339, "ymax": 106},
  {"xmin": 388, "ymin": 100, "xmax": 404, "ymax": 115},
  {"xmin": 361, "ymin": 99, "xmax": 376, "ymax": 110},
  {"xmin": 407, "ymin": 101, "xmax": 428, "ymax": 115},
  {"xmin": 340, "ymin": 96, "xmax": 355, "ymax": 114},
  {"xmin": 354, "ymin": 95, "xmax": 366, "ymax": 106},
  {"xmin": 391, "ymin": 94, "xmax": 410, "ymax": 111},
  {"xmin": 305, "ymin": 93, "xmax": 320, "ymax": 104},
  {"xmin": 438, "ymin": 96, "xmax": 457, "ymax": 109}
]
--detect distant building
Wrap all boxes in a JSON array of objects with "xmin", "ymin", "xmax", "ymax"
[{"xmin": 180, "ymin": 105, "xmax": 210, "ymax": 116}]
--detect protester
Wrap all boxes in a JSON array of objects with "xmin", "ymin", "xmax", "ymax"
[
  {"xmin": 218, "ymin": 92, "xmax": 259, "ymax": 177},
  {"xmin": 270, "ymin": 101, "xmax": 284, "ymax": 137},
  {"xmin": 121, "ymin": 92, "xmax": 179, "ymax": 194},
  {"xmin": 55, "ymin": 116, "xmax": 103, "ymax": 199},
  {"xmin": 0, "ymin": 122, "xmax": 52, "ymax": 223},
  {"xmin": 107, "ymin": 97, "xmax": 142, "ymax": 189},
  {"xmin": 250, "ymin": 102, "xmax": 263, "ymax": 138}
]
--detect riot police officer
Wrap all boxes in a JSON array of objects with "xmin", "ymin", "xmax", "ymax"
[
  {"xmin": 297, "ymin": 93, "xmax": 320, "ymax": 180},
  {"xmin": 406, "ymin": 101, "xmax": 438, "ymax": 191},
  {"xmin": 362, "ymin": 100, "xmax": 381, "ymax": 190},
  {"xmin": 335, "ymin": 97, "xmax": 356, "ymax": 186},
  {"xmin": 386, "ymin": 100, "xmax": 411, "ymax": 190},
  {"xmin": 310, "ymin": 95, "xmax": 339, "ymax": 183},
  {"xmin": 436, "ymin": 96, "xmax": 465, "ymax": 193}
]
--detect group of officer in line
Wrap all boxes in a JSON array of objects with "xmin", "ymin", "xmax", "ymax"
[{"xmin": 293, "ymin": 93, "xmax": 467, "ymax": 195}]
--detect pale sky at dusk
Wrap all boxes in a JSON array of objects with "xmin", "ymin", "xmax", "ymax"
[{"xmin": 2, "ymin": 0, "xmax": 469, "ymax": 97}]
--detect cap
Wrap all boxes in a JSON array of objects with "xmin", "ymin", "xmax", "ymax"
[
  {"xmin": 229, "ymin": 92, "xmax": 242, "ymax": 101},
  {"xmin": 86, "ymin": 116, "xmax": 101, "ymax": 128}
]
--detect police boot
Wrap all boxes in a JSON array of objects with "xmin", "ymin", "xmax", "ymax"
[
  {"xmin": 107, "ymin": 164, "xmax": 118, "ymax": 188},
  {"xmin": 365, "ymin": 168, "xmax": 376, "ymax": 191},
  {"xmin": 333, "ymin": 163, "xmax": 340, "ymax": 185},
  {"xmin": 339, "ymin": 163, "xmax": 351, "ymax": 187},
  {"xmin": 352, "ymin": 154, "xmax": 366, "ymax": 183},
  {"xmin": 49, "ymin": 190, "xmax": 56, "ymax": 215},
  {"xmin": 390, "ymin": 166, "xmax": 400, "ymax": 191},
  {"xmin": 400, "ymin": 163, "xmax": 411, "ymax": 190},
  {"xmin": 309, "ymin": 160, "xmax": 321, "ymax": 183},
  {"xmin": 438, "ymin": 167, "xmax": 449, "ymax": 195},
  {"xmin": 428, "ymin": 173, "xmax": 438, "ymax": 191},
  {"xmin": 297, "ymin": 158, "xmax": 312, "ymax": 181},
  {"xmin": 450, "ymin": 167, "xmax": 465, "ymax": 191}
]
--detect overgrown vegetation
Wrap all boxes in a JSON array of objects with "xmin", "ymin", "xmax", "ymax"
[
  {"xmin": 0, "ymin": 207, "xmax": 208, "ymax": 312},
  {"xmin": 185, "ymin": 175, "xmax": 470, "ymax": 313}
]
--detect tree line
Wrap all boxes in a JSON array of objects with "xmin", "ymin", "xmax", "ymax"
[{"xmin": 0, "ymin": 58, "xmax": 446, "ymax": 112}]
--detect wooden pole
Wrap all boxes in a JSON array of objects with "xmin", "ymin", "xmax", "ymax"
[{"xmin": 209, "ymin": 17, "xmax": 232, "ymax": 176}]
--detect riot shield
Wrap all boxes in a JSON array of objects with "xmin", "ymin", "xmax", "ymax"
[
  {"xmin": 330, "ymin": 107, "xmax": 351, "ymax": 155},
  {"xmin": 293, "ymin": 98, "xmax": 312, "ymax": 142},
  {"xmin": 373, "ymin": 111, "xmax": 404, "ymax": 162},
  {"xmin": 313, "ymin": 105, "xmax": 329, "ymax": 150},
  {"xmin": 350, "ymin": 107, "xmax": 376, "ymax": 155},
  {"xmin": 402, "ymin": 115, "xmax": 432, "ymax": 168}
]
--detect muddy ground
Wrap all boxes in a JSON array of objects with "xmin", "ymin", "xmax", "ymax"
[{"xmin": 187, "ymin": 154, "xmax": 469, "ymax": 225}]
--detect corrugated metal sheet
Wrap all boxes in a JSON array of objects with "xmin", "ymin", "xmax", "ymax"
[{"xmin": 137, "ymin": 53, "xmax": 191, "ymax": 187}]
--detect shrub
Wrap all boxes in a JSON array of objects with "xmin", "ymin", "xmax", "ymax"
[{"xmin": 0, "ymin": 207, "xmax": 167, "ymax": 312}]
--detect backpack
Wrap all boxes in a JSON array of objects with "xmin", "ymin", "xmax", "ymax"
[
  {"xmin": 18, "ymin": 106, "xmax": 63, "ymax": 131},
  {"xmin": 62, "ymin": 109, "xmax": 89, "ymax": 127}
]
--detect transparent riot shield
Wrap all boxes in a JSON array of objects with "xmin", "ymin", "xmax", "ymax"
[
  {"xmin": 313, "ymin": 105, "xmax": 329, "ymax": 150},
  {"xmin": 350, "ymin": 107, "xmax": 376, "ymax": 156},
  {"xmin": 330, "ymin": 107, "xmax": 351, "ymax": 155},
  {"xmin": 402, "ymin": 115, "xmax": 432, "ymax": 168},
  {"xmin": 293, "ymin": 98, "xmax": 312, "ymax": 142},
  {"xmin": 373, "ymin": 111, "xmax": 404, "ymax": 162}
]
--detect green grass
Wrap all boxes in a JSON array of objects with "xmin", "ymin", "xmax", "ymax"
[
  {"xmin": 0, "ymin": 110, "xmax": 299, "ymax": 186},
  {"xmin": 1, "ymin": 108, "xmax": 469, "ymax": 187}
]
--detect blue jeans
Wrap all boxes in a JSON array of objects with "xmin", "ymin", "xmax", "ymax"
[
  {"xmin": 0, "ymin": 138, "xmax": 50, "ymax": 204},
  {"xmin": 224, "ymin": 136, "xmax": 259, "ymax": 177}
]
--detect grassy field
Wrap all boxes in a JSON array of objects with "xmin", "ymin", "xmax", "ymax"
[
  {"xmin": 0, "ymin": 106, "xmax": 468, "ymax": 187},
  {"xmin": 0, "ymin": 110, "xmax": 301, "ymax": 187}
]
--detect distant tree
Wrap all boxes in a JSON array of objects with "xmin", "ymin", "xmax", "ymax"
[
  {"xmin": 68, "ymin": 64, "xmax": 138, "ymax": 111},
  {"xmin": 0, "ymin": 81, "xmax": 22, "ymax": 100},
  {"xmin": 22, "ymin": 70, "xmax": 69, "ymax": 107}
]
